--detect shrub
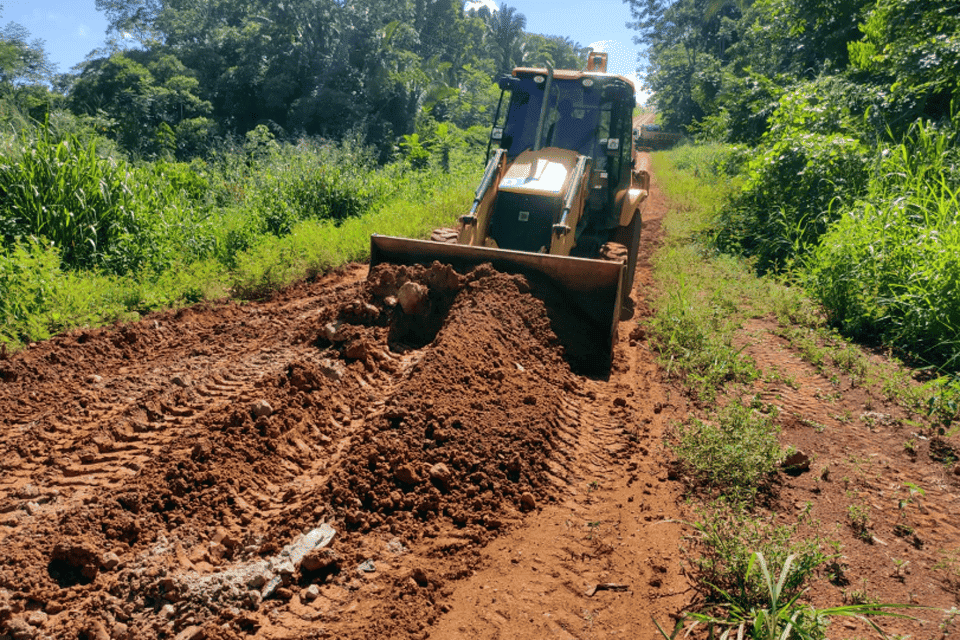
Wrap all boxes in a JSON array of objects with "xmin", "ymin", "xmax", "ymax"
[
  {"xmin": 0, "ymin": 129, "xmax": 142, "ymax": 270},
  {"xmin": 0, "ymin": 239, "xmax": 64, "ymax": 344},
  {"xmin": 0, "ymin": 239, "xmax": 129, "ymax": 345},
  {"xmin": 686, "ymin": 502, "xmax": 827, "ymax": 611},
  {"xmin": 711, "ymin": 79, "xmax": 875, "ymax": 274},
  {"xmin": 806, "ymin": 118, "xmax": 960, "ymax": 369},
  {"xmin": 715, "ymin": 131, "xmax": 869, "ymax": 273},
  {"xmin": 671, "ymin": 401, "xmax": 783, "ymax": 500}
]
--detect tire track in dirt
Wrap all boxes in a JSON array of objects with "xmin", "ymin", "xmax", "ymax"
[
  {"xmin": 731, "ymin": 318, "xmax": 960, "ymax": 637},
  {"xmin": 0, "ymin": 267, "xmax": 368, "ymax": 538}
]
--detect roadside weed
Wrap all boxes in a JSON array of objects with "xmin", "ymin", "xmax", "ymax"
[
  {"xmin": 671, "ymin": 402, "xmax": 782, "ymax": 501},
  {"xmin": 684, "ymin": 502, "xmax": 826, "ymax": 610},
  {"xmin": 655, "ymin": 552, "xmax": 918, "ymax": 640}
]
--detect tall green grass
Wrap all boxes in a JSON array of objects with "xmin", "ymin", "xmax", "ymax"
[
  {"xmin": 0, "ymin": 130, "xmax": 142, "ymax": 270},
  {"xmin": 806, "ymin": 119, "xmax": 960, "ymax": 370},
  {"xmin": 0, "ymin": 122, "xmax": 482, "ymax": 348}
]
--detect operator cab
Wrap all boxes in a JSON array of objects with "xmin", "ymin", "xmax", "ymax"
[{"xmin": 486, "ymin": 66, "xmax": 636, "ymax": 256}]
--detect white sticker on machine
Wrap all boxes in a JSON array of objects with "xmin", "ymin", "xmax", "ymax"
[{"xmin": 518, "ymin": 211, "xmax": 530, "ymax": 222}]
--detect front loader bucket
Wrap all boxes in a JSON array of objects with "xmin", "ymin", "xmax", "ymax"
[{"xmin": 370, "ymin": 235, "xmax": 624, "ymax": 372}]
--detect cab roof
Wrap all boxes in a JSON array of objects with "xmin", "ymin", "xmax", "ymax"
[{"xmin": 511, "ymin": 67, "xmax": 636, "ymax": 95}]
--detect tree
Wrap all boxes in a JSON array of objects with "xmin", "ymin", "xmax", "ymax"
[
  {"xmin": 95, "ymin": 0, "xmax": 163, "ymax": 46},
  {"xmin": 729, "ymin": 0, "xmax": 871, "ymax": 78},
  {"xmin": 486, "ymin": 3, "xmax": 527, "ymax": 77},
  {"xmin": 522, "ymin": 34, "xmax": 585, "ymax": 70},
  {"xmin": 625, "ymin": 0, "xmax": 745, "ymax": 129},
  {"xmin": 849, "ymin": 0, "xmax": 960, "ymax": 122},
  {"xmin": 71, "ymin": 50, "xmax": 213, "ymax": 157},
  {"xmin": 0, "ymin": 22, "xmax": 55, "ymax": 86}
]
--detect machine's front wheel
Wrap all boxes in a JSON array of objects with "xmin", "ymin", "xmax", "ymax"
[{"xmin": 611, "ymin": 210, "xmax": 642, "ymax": 293}]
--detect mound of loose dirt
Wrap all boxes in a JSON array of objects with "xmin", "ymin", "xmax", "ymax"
[
  {"xmin": 319, "ymin": 262, "xmax": 574, "ymax": 531},
  {"xmin": 0, "ymin": 261, "xmax": 587, "ymax": 640}
]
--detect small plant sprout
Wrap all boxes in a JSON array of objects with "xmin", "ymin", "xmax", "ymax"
[
  {"xmin": 848, "ymin": 502, "xmax": 872, "ymax": 542},
  {"xmin": 892, "ymin": 558, "xmax": 909, "ymax": 581},
  {"xmin": 844, "ymin": 578, "xmax": 877, "ymax": 606},
  {"xmin": 903, "ymin": 482, "xmax": 925, "ymax": 503},
  {"xmin": 941, "ymin": 607, "xmax": 960, "ymax": 637},
  {"xmin": 586, "ymin": 521, "xmax": 601, "ymax": 540},
  {"xmin": 903, "ymin": 438, "xmax": 917, "ymax": 455},
  {"xmin": 652, "ymin": 553, "xmax": 920, "ymax": 640}
]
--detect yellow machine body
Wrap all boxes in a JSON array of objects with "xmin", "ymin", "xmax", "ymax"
[{"xmin": 370, "ymin": 51, "xmax": 648, "ymax": 368}]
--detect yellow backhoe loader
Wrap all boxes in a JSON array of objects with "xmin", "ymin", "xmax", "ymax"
[{"xmin": 370, "ymin": 51, "xmax": 649, "ymax": 369}]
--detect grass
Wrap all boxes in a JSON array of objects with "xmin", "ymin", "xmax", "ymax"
[
  {"xmin": 0, "ymin": 124, "xmax": 482, "ymax": 348},
  {"xmin": 656, "ymin": 552, "xmax": 919, "ymax": 640},
  {"xmin": 671, "ymin": 401, "xmax": 784, "ymax": 502},
  {"xmin": 649, "ymin": 144, "xmax": 925, "ymax": 640},
  {"xmin": 805, "ymin": 118, "xmax": 960, "ymax": 372},
  {"xmin": 685, "ymin": 502, "xmax": 827, "ymax": 609},
  {"xmin": 648, "ymin": 145, "xmax": 764, "ymax": 401}
]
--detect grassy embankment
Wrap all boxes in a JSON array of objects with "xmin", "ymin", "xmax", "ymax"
[
  {"xmin": 0, "ymin": 126, "xmax": 482, "ymax": 348},
  {"xmin": 646, "ymin": 144, "xmax": 952, "ymax": 638}
]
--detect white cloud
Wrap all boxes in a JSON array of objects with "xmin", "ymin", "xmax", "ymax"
[{"xmin": 463, "ymin": 0, "xmax": 498, "ymax": 15}]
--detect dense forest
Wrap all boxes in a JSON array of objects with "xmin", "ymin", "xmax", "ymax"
[
  {"xmin": 4, "ymin": 0, "xmax": 584, "ymax": 160},
  {"xmin": 0, "ymin": 0, "xmax": 585, "ymax": 346}
]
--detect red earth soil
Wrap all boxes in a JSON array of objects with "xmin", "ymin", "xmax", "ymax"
[{"xmin": 1, "ymin": 150, "xmax": 958, "ymax": 640}]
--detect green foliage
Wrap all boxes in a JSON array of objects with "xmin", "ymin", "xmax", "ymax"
[
  {"xmin": 0, "ymin": 129, "xmax": 142, "ymax": 270},
  {"xmin": 486, "ymin": 3, "xmax": 527, "ymax": 77},
  {"xmin": 650, "ymin": 260, "xmax": 759, "ymax": 400},
  {"xmin": 0, "ymin": 239, "xmax": 64, "ymax": 343},
  {"xmin": 0, "ymin": 239, "xmax": 129, "ymax": 345},
  {"xmin": 672, "ymin": 402, "xmax": 783, "ymax": 500},
  {"xmin": 649, "ymin": 146, "xmax": 762, "ymax": 400},
  {"xmin": 0, "ymin": 120, "xmax": 480, "ymax": 348},
  {"xmin": 659, "ymin": 551, "xmax": 916, "ymax": 640},
  {"xmin": 849, "ymin": 0, "xmax": 960, "ymax": 123},
  {"xmin": 71, "ymin": 51, "xmax": 214, "ymax": 158},
  {"xmin": 399, "ymin": 132, "xmax": 431, "ymax": 169},
  {"xmin": 715, "ymin": 122, "xmax": 869, "ymax": 273},
  {"xmin": 686, "ymin": 504, "xmax": 827, "ymax": 612},
  {"xmin": 230, "ymin": 170, "xmax": 476, "ymax": 298},
  {"xmin": 0, "ymin": 21, "xmax": 55, "ymax": 86},
  {"xmin": 626, "ymin": 0, "xmax": 745, "ymax": 130},
  {"xmin": 805, "ymin": 118, "xmax": 960, "ymax": 369}
]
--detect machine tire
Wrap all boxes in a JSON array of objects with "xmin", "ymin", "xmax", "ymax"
[
  {"xmin": 430, "ymin": 227, "xmax": 460, "ymax": 244},
  {"xmin": 599, "ymin": 242, "xmax": 629, "ymax": 263},
  {"xmin": 611, "ymin": 210, "xmax": 642, "ymax": 294},
  {"xmin": 606, "ymin": 210, "xmax": 642, "ymax": 320},
  {"xmin": 599, "ymin": 241, "xmax": 634, "ymax": 321}
]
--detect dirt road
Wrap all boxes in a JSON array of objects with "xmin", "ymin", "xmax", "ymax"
[
  {"xmin": 0, "ymin": 153, "xmax": 693, "ymax": 639},
  {"xmin": 2, "ymin": 150, "xmax": 958, "ymax": 640}
]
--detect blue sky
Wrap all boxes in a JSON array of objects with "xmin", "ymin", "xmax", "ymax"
[
  {"xmin": 507, "ymin": 1, "xmax": 646, "ymax": 91},
  {"xmin": 2, "ymin": 1, "xmax": 647, "ymax": 99},
  {"xmin": 3, "ymin": 1, "xmax": 109, "ymax": 73}
]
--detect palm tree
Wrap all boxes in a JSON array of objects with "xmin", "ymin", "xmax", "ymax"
[{"xmin": 485, "ymin": 3, "xmax": 527, "ymax": 77}]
